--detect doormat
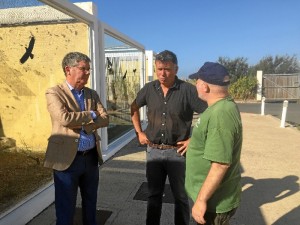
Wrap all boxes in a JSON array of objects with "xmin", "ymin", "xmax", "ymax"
[
  {"xmin": 133, "ymin": 182, "xmax": 174, "ymax": 204},
  {"xmin": 74, "ymin": 208, "xmax": 112, "ymax": 225}
]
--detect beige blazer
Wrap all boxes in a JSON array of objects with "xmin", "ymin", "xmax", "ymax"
[{"xmin": 44, "ymin": 82, "xmax": 109, "ymax": 171}]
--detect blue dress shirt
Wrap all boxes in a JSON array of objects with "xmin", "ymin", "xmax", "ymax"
[{"xmin": 66, "ymin": 82, "xmax": 96, "ymax": 152}]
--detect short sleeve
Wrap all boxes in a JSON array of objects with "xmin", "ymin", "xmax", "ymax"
[{"xmin": 135, "ymin": 82, "xmax": 151, "ymax": 107}]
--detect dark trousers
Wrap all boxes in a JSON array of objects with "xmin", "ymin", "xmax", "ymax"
[
  {"xmin": 146, "ymin": 146, "xmax": 190, "ymax": 225},
  {"xmin": 53, "ymin": 148, "xmax": 99, "ymax": 225},
  {"xmin": 196, "ymin": 208, "xmax": 237, "ymax": 225}
]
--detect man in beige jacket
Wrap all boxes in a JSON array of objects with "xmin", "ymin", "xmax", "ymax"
[{"xmin": 44, "ymin": 52, "xmax": 108, "ymax": 225}]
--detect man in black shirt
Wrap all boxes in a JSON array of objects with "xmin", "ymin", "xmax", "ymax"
[{"xmin": 131, "ymin": 50, "xmax": 207, "ymax": 225}]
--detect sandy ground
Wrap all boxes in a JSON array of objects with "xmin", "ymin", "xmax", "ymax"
[
  {"xmin": 231, "ymin": 113, "xmax": 300, "ymax": 225},
  {"xmin": 26, "ymin": 112, "xmax": 300, "ymax": 225}
]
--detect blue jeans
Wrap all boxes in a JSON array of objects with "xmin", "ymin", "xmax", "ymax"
[
  {"xmin": 146, "ymin": 146, "xmax": 190, "ymax": 225},
  {"xmin": 53, "ymin": 148, "xmax": 99, "ymax": 225}
]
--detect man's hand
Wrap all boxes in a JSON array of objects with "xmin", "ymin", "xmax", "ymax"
[
  {"xmin": 136, "ymin": 131, "xmax": 150, "ymax": 145},
  {"xmin": 176, "ymin": 139, "xmax": 190, "ymax": 156},
  {"xmin": 192, "ymin": 162, "xmax": 230, "ymax": 224},
  {"xmin": 192, "ymin": 199, "xmax": 207, "ymax": 224},
  {"xmin": 94, "ymin": 111, "xmax": 100, "ymax": 117}
]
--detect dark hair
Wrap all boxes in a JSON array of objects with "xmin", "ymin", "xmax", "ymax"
[
  {"xmin": 155, "ymin": 50, "xmax": 178, "ymax": 65},
  {"xmin": 62, "ymin": 52, "xmax": 91, "ymax": 75}
]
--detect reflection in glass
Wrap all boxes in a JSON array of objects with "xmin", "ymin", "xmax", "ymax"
[
  {"xmin": 104, "ymin": 34, "xmax": 142, "ymax": 143},
  {"xmin": 0, "ymin": 0, "xmax": 44, "ymax": 9},
  {"xmin": 0, "ymin": 0, "xmax": 90, "ymax": 211}
]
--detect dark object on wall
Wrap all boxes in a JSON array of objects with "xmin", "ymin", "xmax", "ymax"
[
  {"xmin": 122, "ymin": 70, "xmax": 127, "ymax": 80},
  {"xmin": 106, "ymin": 57, "xmax": 114, "ymax": 74},
  {"xmin": 20, "ymin": 36, "xmax": 35, "ymax": 64},
  {"xmin": 107, "ymin": 57, "xmax": 113, "ymax": 68},
  {"xmin": 0, "ymin": 115, "xmax": 5, "ymax": 137}
]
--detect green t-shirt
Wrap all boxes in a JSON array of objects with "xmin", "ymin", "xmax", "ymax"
[{"xmin": 185, "ymin": 97, "xmax": 243, "ymax": 213}]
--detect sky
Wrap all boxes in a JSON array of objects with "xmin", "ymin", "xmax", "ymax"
[{"xmin": 9, "ymin": 0, "xmax": 297, "ymax": 78}]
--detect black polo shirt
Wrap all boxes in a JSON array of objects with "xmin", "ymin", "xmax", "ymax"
[{"xmin": 135, "ymin": 77, "xmax": 207, "ymax": 145}]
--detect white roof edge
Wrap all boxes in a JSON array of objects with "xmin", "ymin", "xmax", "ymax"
[{"xmin": 0, "ymin": 3, "xmax": 94, "ymax": 26}]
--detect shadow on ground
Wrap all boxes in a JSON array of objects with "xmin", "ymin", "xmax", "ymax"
[{"xmin": 232, "ymin": 175, "xmax": 299, "ymax": 225}]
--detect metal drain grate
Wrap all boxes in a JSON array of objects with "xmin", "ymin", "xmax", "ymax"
[
  {"xmin": 74, "ymin": 208, "xmax": 112, "ymax": 225},
  {"xmin": 133, "ymin": 182, "xmax": 175, "ymax": 204}
]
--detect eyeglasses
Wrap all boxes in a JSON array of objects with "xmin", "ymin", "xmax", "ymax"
[{"xmin": 75, "ymin": 66, "xmax": 92, "ymax": 72}]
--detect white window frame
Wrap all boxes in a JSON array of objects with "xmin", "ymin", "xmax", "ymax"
[{"xmin": 0, "ymin": 1, "xmax": 147, "ymax": 224}]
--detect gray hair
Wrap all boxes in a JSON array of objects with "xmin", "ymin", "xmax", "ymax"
[
  {"xmin": 62, "ymin": 52, "xmax": 91, "ymax": 75},
  {"xmin": 155, "ymin": 50, "xmax": 178, "ymax": 65}
]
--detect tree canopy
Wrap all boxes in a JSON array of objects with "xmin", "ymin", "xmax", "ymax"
[
  {"xmin": 252, "ymin": 55, "xmax": 300, "ymax": 74},
  {"xmin": 217, "ymin": 54, "xmax": 300, "ymax": 80},
  {"xmin": 217, "ymin": 56, "xmax": 249, "ymax": 83}
]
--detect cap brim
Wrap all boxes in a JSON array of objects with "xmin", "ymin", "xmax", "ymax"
[{"xmin": 188, "ymin": 72, "xmax": 199, "ymax": 79}]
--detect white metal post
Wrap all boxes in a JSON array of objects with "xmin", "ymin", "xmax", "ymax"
[
  {"xmin": 256, "ymin": 70, "xmax": 263, "ymax": 101},
  {"xmin": 280, "ymin": 100, "xmax": 289, "ymax": 128},
  {"xmin": 261, "ymin": 97, "xmax": 266, "ymax": 116},
  {"xmin": 146, "ymin": 50, "xmax": 154, "ymax": 82}
]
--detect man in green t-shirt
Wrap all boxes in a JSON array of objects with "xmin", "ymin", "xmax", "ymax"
[{"xmin": 185, "ymin": 62, "xmax": 243, "ymax": 225}]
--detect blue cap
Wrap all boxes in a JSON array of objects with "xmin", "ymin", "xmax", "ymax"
[{"xmin": 189, "ymin": 62, "xmax": 230, "ymax": 86}]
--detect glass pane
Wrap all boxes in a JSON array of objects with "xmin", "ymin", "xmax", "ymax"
[
  {"xmin": 0, "ymin": 0, "xmax": 90, "ymax": 211},
  {"xmin": 104, "ymin": 34, "xmax": 142, "ymax": 143},
  {"xmin": 0, "ymin": 0, "xmax": 43, "ymax": 9}
]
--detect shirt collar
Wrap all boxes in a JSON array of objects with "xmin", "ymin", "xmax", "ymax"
[{"xmin": 66, "ymin": 81, "xmax": 84, "ymax": 94}]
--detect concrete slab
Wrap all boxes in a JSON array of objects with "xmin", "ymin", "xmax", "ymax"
[{"xmin": 26, "ymin": 113, "xmax": 300, "ymax": 225}]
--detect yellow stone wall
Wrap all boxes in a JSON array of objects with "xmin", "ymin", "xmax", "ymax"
[{"xmin": 0, "ymin": 22, "xmax": 89, "ymax": 151}]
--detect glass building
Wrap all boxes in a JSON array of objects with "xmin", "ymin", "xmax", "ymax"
[{"xmin": 0, "ymin": 0, "xmax": 154, "ymax": 223}]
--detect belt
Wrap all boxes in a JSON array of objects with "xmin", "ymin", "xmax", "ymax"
[
  {"xmin": 148, "ymin": 143, "xmax": 178, "ymax": 150},
  {"xmin": 77, "ymin": 148, "xmax": 94, "ymax": 156}
]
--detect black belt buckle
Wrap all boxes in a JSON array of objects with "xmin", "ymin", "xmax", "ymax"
[
  {"xmin": 82, "ymin": 150, "xmax": 90, "ymax": 156},
  {"xmin": 78, "ymin": 149, "xmax": 91, "ymax": 156}
]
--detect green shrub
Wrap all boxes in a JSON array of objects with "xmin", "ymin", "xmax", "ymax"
[{"xmin": 229, "ymin": 76, "xmax": 257, "ymax": 101}]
